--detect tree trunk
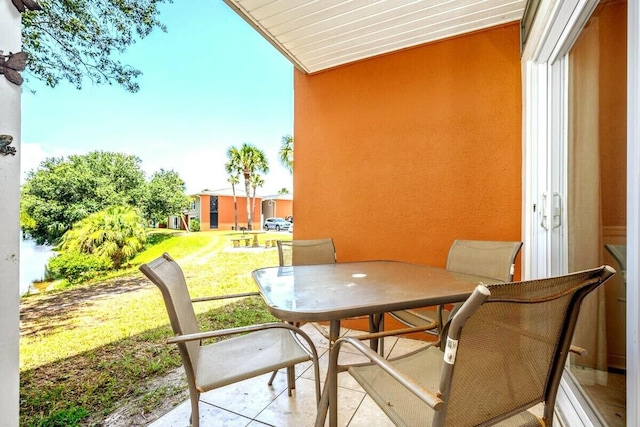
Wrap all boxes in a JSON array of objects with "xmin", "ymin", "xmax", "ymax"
[
  {"xmin": 231, "ymin": 183, "xmax": 238, "ymax": 230},
  {"xmin": 180, "ymin": 215, "xmax": 190, "ymax": 233},
  {"xmin": 244, "ymin": 172, "xmax": 252, "ymax": 229}
]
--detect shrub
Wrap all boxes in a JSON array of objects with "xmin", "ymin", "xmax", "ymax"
[
  {"xmin": 48, "ymin": 251, "xmax": 112, "ymax": 284},
  {"xmin": 189, "ymin": 219, "xmax": 200, "ymax": 232},
  {"xmin": 59, "ymin": 206, "xmax": 147, "ymax": 269}
]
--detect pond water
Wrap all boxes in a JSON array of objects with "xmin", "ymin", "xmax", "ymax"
[{"xmin": 20, "ymin": 237, "xmax": 54, "ymax": 295}]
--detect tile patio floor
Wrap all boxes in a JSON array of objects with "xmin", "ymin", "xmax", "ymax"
[{"xmin": 148, "ymin": 322, "xmax": 428, "ymax": 427}]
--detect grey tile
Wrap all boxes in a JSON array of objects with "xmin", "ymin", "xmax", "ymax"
[
  {"xmin": 347, "ymin": 396, "xmax": 396, "ymax": 427},
  {"xmin": 253, "ymin": 377, "xmax": 322, "ymax": 427},
  {"xmin": 198, "ymin": 373, "xmax": 285, "ymax": 419},
  {"xmin": 149, "ymin": 399, "xmax": 253, "ymax": 427}
]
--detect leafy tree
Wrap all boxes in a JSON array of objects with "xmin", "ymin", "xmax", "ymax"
[
  {"xmin": 278, "ymin": 187, "xmax": 289, "ymax": 195},
  {"xmin": 142, "ymin": 169, "xmax": 191, "ymax": 227},
  {"xmin": 58, "ymin": 205, "xmax": 147, "ymax": 269},
  {"xmin": 279, "ymin": 134, "xmax": 293, "ymax": 174},
  {"xmin": 21, "ymin": 0, "xmax": 170, "ymax": 92},
  {"xmin": 21, "ymin": 151, "xmax": 146, "ymax": 244},
  {"xmin": 226, "ymin": 143, "xmax": 269, "ymax": 229}
]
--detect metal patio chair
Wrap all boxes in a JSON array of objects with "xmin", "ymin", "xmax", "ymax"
[
  {"xmin": 320, "ymin": 265, "xmax": 615, "ymax": 427},
  {"xmin": 277, "ymin": 238, "xmax": 337, "ymax": 266},
  {"xmin": 389, "ymin": 239, "xmax": 523, "ymax": 341},
  {"xmin": 140, "ymin": 252, "xmax": 320, "ymax": 427}
]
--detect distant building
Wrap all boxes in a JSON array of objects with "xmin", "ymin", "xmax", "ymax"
[
  {"xmin": 170, "ymin": 188, "xmax": 264, "ymax": 231},
  {"xmin": 261, "ymin": 193, "xmax": 293, "ymax": 222}
]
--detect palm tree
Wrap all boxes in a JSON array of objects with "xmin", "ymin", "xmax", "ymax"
[
  {"xmin": 279, "ymin": 134, "xmax": 293, "ymax": 174},
  {"xmin": 226, "ymin": 143, "xmax": 269, "ymax": 229},
  {"xmin": 225, "ymin": 165, "xmax": 240, "ymax": 231},
  {"xmin": 250, "ymin": 174, "xmax": 264, "ymax": 226},
  {"xmin": 59, "ymin": 205, "xmax": 146, "ymax": 269}
]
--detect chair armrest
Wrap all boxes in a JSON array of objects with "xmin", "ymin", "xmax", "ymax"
[
  {"xmin": 334, "ymin": 336, "xmax": 444, "ymax": 411},
  {"xmin": 191, "ymin": 291, "xmax": 260, "ymax": 303},
  {"xmin": 570, "ymin": 345, "xmax": 587, "ymax": 356},
  {"xmin": 352, "ymin": 325, "xmax": 439, "ymax": 341},
  {"xmin": 166, "ymin": 321, "xmax": 318, "ymax": 360}
]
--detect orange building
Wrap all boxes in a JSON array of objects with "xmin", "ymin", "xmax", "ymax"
[
  {"xmin": 185, "ymin": 189, "xmax": 263, "ymax": 231},
  {"xmin": 261, "ymin": 193, "xmax": 293, "ymax": 221}
]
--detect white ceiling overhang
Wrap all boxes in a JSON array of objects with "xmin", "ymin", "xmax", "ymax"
[{"xmin": 224, "ymin": 0, "xmax": 527, "ymax": 74}]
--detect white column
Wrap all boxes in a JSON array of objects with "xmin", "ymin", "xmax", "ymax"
[{"xmin": 0, "ymin": 1, "xmax": 22, "ymax": 425}]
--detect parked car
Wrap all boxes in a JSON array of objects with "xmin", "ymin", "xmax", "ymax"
[{"xmin": 264, "ymin": 217, "xmax": 291, "ymax": 231}]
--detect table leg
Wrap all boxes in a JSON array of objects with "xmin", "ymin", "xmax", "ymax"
[
  {"xmin": 313, "ymin": 320, "xmax": 341, "ymax": 427},
  {"xmin": 328, "ymin": 320, "xmax": 340, "ymax": 427},
  {"xmin": 369, "ymin": 313, "xmax": 385, "ymax": 355},
  {"xmin": 329, "ymin": 320, "xmax": 340, "ymax": 346}
]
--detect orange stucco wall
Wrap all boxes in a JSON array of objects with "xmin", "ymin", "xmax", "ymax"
[
  {"xmin": 199, "ymin": 195, "xmax": 211, "ymax": 231},
  {"xmin": 294, "ymin": 23, "xmax": 522, "ymax": 268},
  {"xmin": 199, "ymin": 194, "xmax": 262, "ymax": 230},
  {"xmin": 218, "ymin": 195, "xmax": 262, "ymax": 230}
]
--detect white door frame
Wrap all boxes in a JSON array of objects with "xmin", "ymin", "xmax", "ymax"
[
  {"xmin": 522, "ymin": 0, "xmax": 639, "ymax": 425},
  {"xmin": 626, "ymin": 0, "xmax": 640, "ymax": 425},
  {"xmin": 0, "ymin": 2, "xmax": 22, "ymax": 425}
]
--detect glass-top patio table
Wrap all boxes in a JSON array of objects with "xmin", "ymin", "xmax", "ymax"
[
  {"xmin": 252, "ymin": 260, "xmax": 494, "ymax": 335},
  {"xmin": 252, "ymin": 260, "xmax": 496, "ymax": 426}
]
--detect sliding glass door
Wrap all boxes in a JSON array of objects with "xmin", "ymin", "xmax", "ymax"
[
  {"xmin": 522, "ymin": 0, "xmax": 629, "ymax": 424},
  {"xmin": 566, "ymin": 2, "xmax": 627, "ymax": 425}
]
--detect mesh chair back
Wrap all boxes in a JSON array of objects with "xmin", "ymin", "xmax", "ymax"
[
  {"xmin": 446, "ymin": 240, "xmax": 523, "ymax": 282},
  {"xmin": 441, "ymin": 265, "xmax": 615, "ymax": 426},
  {"xmin": 139, "ymin": 253, "xmax": 201, "ymax": 372},
  {"xmin": 277, "ymin": 238, "xmax": 336, "ymax": 266}
]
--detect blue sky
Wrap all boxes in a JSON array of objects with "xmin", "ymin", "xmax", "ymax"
[{"xmin": 20, "ymin": 0, "xmax": 294, "ymax": 195}]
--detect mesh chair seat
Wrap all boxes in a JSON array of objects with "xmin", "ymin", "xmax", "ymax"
[
  {"xmin": 387, "ymin": 307, "xmax": 439, "ymax": 330},
  {"xmin": 349, "ymin": 345, "xmax": 442, "ymax": 426},
  {"xmin": 197, "ymin": 327, "xmax": 315, "ymax": 392}
]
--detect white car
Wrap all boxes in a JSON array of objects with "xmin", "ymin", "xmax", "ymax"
[{"xmin": 263, "ymin": 217, "xmax": 291, "ymax": 231}]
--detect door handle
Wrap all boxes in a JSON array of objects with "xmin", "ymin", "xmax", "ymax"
[
  {"xmin": 540, "ymin": 192, "xmax": 549, "ymax": 230},
  {"xmin": 552, "ymin": 192, "xmax": 562, "ymax": 229}
]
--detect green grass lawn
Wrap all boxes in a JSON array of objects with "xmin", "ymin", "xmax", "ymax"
[{"xmin": 19, "ymin": 229, "xmax": 291, "ymax": 426}]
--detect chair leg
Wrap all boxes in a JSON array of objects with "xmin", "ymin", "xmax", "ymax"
[
  {"xmin": 286, "ymin": 366, "xmax": 295, "ymax": 396},
  {"xmin": 188, "ymin": 385, "xmax": 200, "ymax": 427},
  {"xmin": 268, "ymin": 367, "xmax": 296, "ymax": 394},
  {"xmin": 267, "ymin": 369, "xmax": 278, "ymax": 386}
]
